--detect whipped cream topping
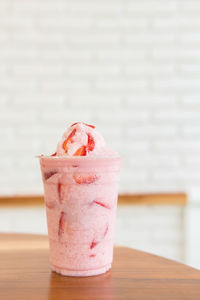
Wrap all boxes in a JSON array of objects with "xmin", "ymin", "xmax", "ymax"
[{"xmin": 55, "ymin": 122, "xmax": 117, "ymax": 157}]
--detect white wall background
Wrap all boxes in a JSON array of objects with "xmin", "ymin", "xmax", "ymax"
[{"xmin": 0, "ymin": 0, "xmax": 200, "ymax": 267}]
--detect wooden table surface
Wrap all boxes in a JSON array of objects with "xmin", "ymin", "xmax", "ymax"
[{"xmin": 0, "ymin": 234, "xmax": 200, "ymax": 300}]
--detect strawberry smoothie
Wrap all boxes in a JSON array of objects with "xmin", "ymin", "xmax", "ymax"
[{"xmin": 40, "ymin": 123, "xmax": 121, "ymax": 276}]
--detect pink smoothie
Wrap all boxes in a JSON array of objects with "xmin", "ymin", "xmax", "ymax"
[{"xmin": 39, "ymin": 123, "xmax": 121, "ymax": 276}]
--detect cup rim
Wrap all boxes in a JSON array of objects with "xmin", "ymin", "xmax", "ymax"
[{"xmin": 37, "ymin": 155, "xmax": 121, "ymax": 161}]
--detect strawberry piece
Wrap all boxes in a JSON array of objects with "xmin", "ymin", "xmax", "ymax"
[
  {"xmin": 89, "ymin": 224, "xmax": 108, "ymax": 250},
  {"xmin": 71, "ymin": 122, "xmax": 95, "ymax": 129},
  {"xmin": 73, "ymin": 173, "xmax": 98, "ymax": 184},
  {"xmin": 51, "ymin": 152, "xmax": 57, "ymax": 156},
  {"xmin": 85, "ymin": 123, "xmax": 95, "ymax": 129},
  {"xmin": 44, "ymin": 170, "xmax": 57, "ymax": 180},
  {"xmin": 58, "ymin": 182, "xmax": 61, "ymax": 198},
  {"xmin": 73, "ymin": 145, "xmax": 87, "ymax": 156},
  {"xmin": 58, "ymin": 211, "xmax": 66, "ymax": 238},
  {"xmin": 57, "ymin": 183, "xmax": 63, "ymax": 203},
  {"xmin": 63, "ymin": 129, "xmax": 76, "ymax": 151},
  {"xmin": 87, "ymin": 133, "xmax": 95, "ymax": 152},
  {"xmin": 90, "ymin": 240, "xmax": 98, "ymax": 249},
  {"xmin": 104, "ymin": 224, "xmax": 109, "ymax": 237},
  {"xmin": 93, "ymin": 200, "xmax": 110, "ymax": 209},
  {"xmin": 62, "ymin": 140, "xmax": 68, "ymax": 151},
  {"xmin": 89, "ymin": 254, "xmax": 96, "ymax": 258}
]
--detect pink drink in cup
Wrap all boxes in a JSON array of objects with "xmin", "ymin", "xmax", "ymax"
[{"xmin": 39, "ymin": 123, "xmax": 121, "ymax": 276}]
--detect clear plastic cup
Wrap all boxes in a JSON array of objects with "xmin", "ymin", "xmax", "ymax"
[{"xmin": 40, "ymin": 156, "xmax": 121, "ymax": 277}]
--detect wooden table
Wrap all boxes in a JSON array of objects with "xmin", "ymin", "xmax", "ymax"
[{"xmin": 0, "ymin": 234, "xmax": 200, "ymax": 300}]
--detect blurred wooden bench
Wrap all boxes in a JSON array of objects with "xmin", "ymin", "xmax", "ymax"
[{"xmin": 0, "ymin": 193, "xmax": 187, "ymax": 206}]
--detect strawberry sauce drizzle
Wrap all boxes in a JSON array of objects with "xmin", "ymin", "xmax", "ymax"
[
  {"xmin": 51, "ymin": 152, "xmax": 57, "ymax": 156},
  {"xmin": 58, "ymin": 212, "xmax": 66, "ymax": 237},
  {"xmin": 90, "ymin": 240, "xmax": 98, "ymax": 249},
  {"xmin": 57, "ymin": 182, "xmax": 63, "ymax": 203},
  {"xmin": 93, "ymin": 200, "xmax": 110, "ymax": 209},
  {"xmin": 44, "ymin": 170, "xmax": 57, "ymax": 180},
  {"xmin": 71, "ymin": 122, "xmax": 95, "ymax": 129},
  {"xmin": 63, "ymin": 129, "xmax": 76, "ymax": 151},
  {"xmin": 87, "ymin": 133, "xmax": 95, "ymax": 152},
  {"xmin": 104, "ymin": 224, "xmax": 109, "ymax": 237},
  {"xmin": 89, "ymin": 224, "xmax": 109, "ymax": 250},
  {"xmin": 73, "ymin": 145, "xmax": 87, "ymax": 156}
]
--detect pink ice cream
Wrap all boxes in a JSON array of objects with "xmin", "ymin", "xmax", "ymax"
[
  {"xmin": 55, "ymin": 122, "xmax": 117, "ymax": 157},
  {"xmin": 40, "ymin": 122, "xmax": 121, "ymax": 277}
]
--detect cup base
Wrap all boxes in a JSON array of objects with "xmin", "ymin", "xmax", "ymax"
[{"xmin": 51, "ymin": 263, "xmax": 111, "ymax": 277}]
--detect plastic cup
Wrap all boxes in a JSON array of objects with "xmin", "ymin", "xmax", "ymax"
[{"xmin": 40, "ymin": 156, "xmax": 121, "ymax": 277}]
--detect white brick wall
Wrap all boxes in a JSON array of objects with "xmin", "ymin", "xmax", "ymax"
[{"xmin": 116, "ymin": 205, "xmax": 184, "ymax": 262}]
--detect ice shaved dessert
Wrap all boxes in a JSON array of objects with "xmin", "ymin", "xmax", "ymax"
[
  {"xmin": 40, "ymin": 122, "xmax": 121, "ymax": 276},
  {"xmin": 56, "ymin": 122, "xmax": 117, "ymax": 157}
]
